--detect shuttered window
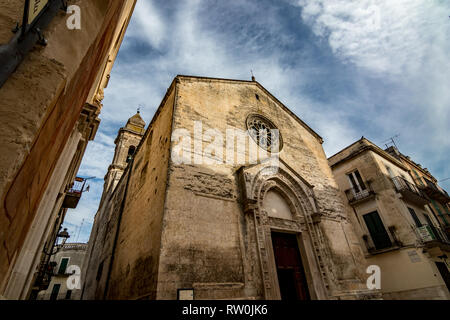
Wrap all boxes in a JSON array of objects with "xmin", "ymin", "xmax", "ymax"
[
  {"xmin": 363, "ymin": 211, "xmax": 392, "ymax": 250},
  {"xmin": 50, "ymin": 284, "xmax": 61, "ymax": 301},
  {"xmin": 408, "ymin": 207, "xmax": 422, "ymax": 227},
  {"xmin": 58, "ymin": 258, "xmax": 69, "ymax": 275}
]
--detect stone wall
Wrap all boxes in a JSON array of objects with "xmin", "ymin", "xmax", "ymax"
[
  {"xmin": 82, "ymin": 82, "xmax": 176, "ymax": 300},
  {"xmin": 157, "ymin": 77, "xmax": 369, "ymax": 299},
  {"xmin": 0, "ymin": 0, "xmax": 136, "ymax": 296}
]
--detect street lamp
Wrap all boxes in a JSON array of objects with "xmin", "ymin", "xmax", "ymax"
[{"xmin": 43, "ymin": 228, "xmax": 70, "ymax": 256}]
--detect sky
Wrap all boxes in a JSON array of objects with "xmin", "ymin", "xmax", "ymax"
[{"xmin": 62, "ymin": 0, "xmax": 450, "ymax": 243}]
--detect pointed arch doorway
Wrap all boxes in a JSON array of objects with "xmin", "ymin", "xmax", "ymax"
[{"xmin": 271, "ymin": 232, "xmax": 311, "ymax": 300}]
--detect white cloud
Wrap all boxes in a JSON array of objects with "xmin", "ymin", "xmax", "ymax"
[
  {"xmin": 294, "ymin": 0, "xmax": 450, "ymax": 180},
  {"xmin": 131, "ymin": 0, "xmax": 166, "ymax": 49},
  {"xmin": 296, "ymin": 0, "xmax": 450, "ymax": 75}
]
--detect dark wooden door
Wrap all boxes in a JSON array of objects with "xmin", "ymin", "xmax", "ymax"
[{"xmin": 271, "ymin": 232, "xmax": 310, "ymax": 300}]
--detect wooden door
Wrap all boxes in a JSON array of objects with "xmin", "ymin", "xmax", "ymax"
[{"xmin": 271, "ymin": 232, "xmax": 310, "ymax": 300}]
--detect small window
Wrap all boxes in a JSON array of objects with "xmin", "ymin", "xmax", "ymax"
[
  {"xmin": 58, "ymin": 258, "xmax": 69, "ymax": 275},
  {"xmin": 65, "ymin": 290, "xmax": 72, "ymax": 300},
  {"xmin": 50, "ymin": 284, "xmax": 61, "ymax": 301},
  {"xmin": 408, "ymin": 207, "xmax": 422, "ymax": 227},
  {"xmin": 347, "ymin": 170, "xmax": 366, "ymax": 193},
  {"xmin": 126, "ymin": 146, "xmax": 136, "ymax": 163}
]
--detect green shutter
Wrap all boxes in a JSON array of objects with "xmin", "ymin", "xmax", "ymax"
[
  {"xmin": 363, "ymin": 211, "xmax": 392, "ymax": 250},
  {"xmin": 432, "ymin": 200, "xmax": 449, "ymax": 225},
  {"xmin": 412, "ymin": 169, "xmax": 424, "ymax": 186},
  {"xmin": 58, "ymin": 258, "xmax": 69, "ymax": 275},
  {"xmin": 50, "ymin": 284, "xmax": 61, "ymax": 300}
]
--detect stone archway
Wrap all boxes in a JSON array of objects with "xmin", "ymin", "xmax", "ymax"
[{"xmin": 238, "ymin": 160, "xmax": 332, "ymax": 300}]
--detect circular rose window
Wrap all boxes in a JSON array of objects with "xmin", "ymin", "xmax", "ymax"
[{"xmin": 246, "ymin": 114, "xmax": 283, "ymax": 152}]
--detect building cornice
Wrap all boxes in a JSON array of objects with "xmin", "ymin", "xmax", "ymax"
[{"xmin": 329, "ymin": 138, "xmax": 408, "ymax": 171}]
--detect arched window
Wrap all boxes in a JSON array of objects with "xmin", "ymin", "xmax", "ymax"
[{"xmin": 126, "ymin": 146, "xmax": 136, "ymax": 163}]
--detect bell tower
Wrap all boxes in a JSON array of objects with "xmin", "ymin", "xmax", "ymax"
[{"xmin": 102, "ymin": 111, "xmax": 146, "ymax": 198}]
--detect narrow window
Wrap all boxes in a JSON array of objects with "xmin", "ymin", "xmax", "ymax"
[
  {"xmin": 412, "ymin": 169, "xmax": 424, "ymax": 186},
  {"xmin": 58, "ymin": 258, "xmax": 69, "ymax": 275},
  {"xmin": 126, "ymin": 146, "xmax": 136, "ymax": 163},
  {"xmin": 65, "ymin": 290, "xmax": 72, "ymax": 300},
  {"xmin": 363, "ymin": 211, "xmax": 392, "ymax": 250},
  {"xmin": 50, "ymin": 284, "xmax": 61, "ymax": 301},
  {"xmin": 347, "ymin": 170, "xmax": 366, "ymax": 193},
  {"xmin": 407, "ymin": 207, "xmax": 422, "ymax": 227},
  {"xmin": 424, "ymin": 214, "xmax": 441, "ymax": 241}
]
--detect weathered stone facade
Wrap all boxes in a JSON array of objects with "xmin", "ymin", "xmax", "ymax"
[
  {"xmin": 329, "ymin": 138, "xmax": 450, "ymax": 299},
  {"xmin": 37, "ymin": 243, "xmax": 87, "ymax": 300},
  {"xmin": 83, "ymin": 76, "xmax": 378, "ymax": 300},
  {"xmin": 0, "ymin": 0, "xmax": 136, "ymax": 299}
]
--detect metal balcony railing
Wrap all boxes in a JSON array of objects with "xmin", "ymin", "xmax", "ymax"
[
  {"xmin": 391, "ymin": 176, "xmax": 429, "ymax": 205},
  {"xmin": 414, "ymin": 178, "xmax": 450, "ymax": 204},
  {"xmin": 415, "ymin": 224, "xmax": 450, "ymax": 245},
  {"xmin": 63, "ymin": 177, "xmax": 87, "ymax": 209},
  {"xmin": 345, "ymin": 183, "xmax": 375, "ymax": 204}
]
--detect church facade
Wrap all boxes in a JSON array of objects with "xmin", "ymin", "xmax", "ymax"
[{"xmin": 82, "ymin": 76, "xmax": 378, "ymax": 300}]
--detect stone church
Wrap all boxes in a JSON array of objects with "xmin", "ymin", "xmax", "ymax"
[{"xmin": 82, "ymin": 75, "xmax": 378, "ymax": 300}]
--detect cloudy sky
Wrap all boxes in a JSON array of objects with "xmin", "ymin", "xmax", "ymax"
[{"xmin": 63, "ymin": 0, "xmax": 450, "ymax": 243}]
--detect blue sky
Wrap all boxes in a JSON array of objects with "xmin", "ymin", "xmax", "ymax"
[{"xmin": 63, "ymin": 0, "xmax": 450, "ymax": 243}]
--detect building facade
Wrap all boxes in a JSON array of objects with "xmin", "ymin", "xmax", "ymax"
[
  {"xmin": 0, "ymin": 0, "xmax": 136, "ymax": 299},
  {"xmin": 37, "ymin": 243, "xmax": 88, "ymax": 300},
  {"xmin": 329, "ymin": 138, "xmax": 450, "ymax": 299},
  {"xmin": 82, "ymin": 76, "xmax": 378, "ymax": 300}
]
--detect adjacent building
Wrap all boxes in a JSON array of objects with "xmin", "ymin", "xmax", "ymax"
[
  {"xmin": 0, "ymin": 0, "xmax": 137, "ymax": 299},
  {"xmin": 37, "ymin": 243, "xmax": 88, "ymax": 301},
  {"xmin": 329, "ymin": 138, "xmax": 450, "ymax": 299},
  {"xmin": 82, "ymin": 76, "xmax": 379, "ymax": 300}
]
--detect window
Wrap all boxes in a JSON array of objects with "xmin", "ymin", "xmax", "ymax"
[
  {"xmin": 58, "ymin": 258, "xmax": 69, "ymax": 275},
  {"xmin": 65, "ymin": 290, "xmax": 72, "ymax": 300},
  {"xmin": 50, "ymin": 284, "xmax": 61, "ymax": 301},
  {"xmin": 363, "ymin": 211, "xmax": 392, "ymax": 250},
  {"xmin": 412, "ymin": 169, "xmax": 424, "ymax": 186},
  {"xmin": 424, "ymin": 214, "xmax": 441, "ymax": 241},
  {"xmin": 347, "ymin": 170, "xmax": 366, "ymax": 193},
  {"xmin": 246, "ymin": 115, "xmax": 282, "ymax": 152},
  {"xmin": 407, "ymin": 207, "xmax": 422, "ymax": 227},
  {"xmin": 126, "ymin": 146, "xmax": 136, "ymax": 163}
]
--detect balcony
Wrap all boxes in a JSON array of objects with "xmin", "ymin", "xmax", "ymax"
[
  {"xmin": 391, "ymin": 176, "xmax": 429, "ymax": 206},
  {"xmin": 345, "ymin": 184, "xmax": 376, "ymax": 205},
  {"xmin": 62, "ymin": 177, "xmax": 86, "ymax": 209},
  {"xmin": 415, "ymin": 178, "xmax": 450, "ymax": 204},
  {"xmin": 415, "ymin": 224, "xmax": 450, "ymax": 251}
]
